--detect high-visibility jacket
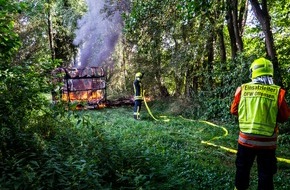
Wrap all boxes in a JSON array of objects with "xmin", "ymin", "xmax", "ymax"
[
  {"xmin": 230, "ymin": 83, "xmax": 290, "ymax": 149},
  {"xmin": 133, "ymin": 78, "xmax": 143, "ymax": 101},
  {"xmin": 238, "ymin": 83, "xmax": 280, "ymax": 136}
]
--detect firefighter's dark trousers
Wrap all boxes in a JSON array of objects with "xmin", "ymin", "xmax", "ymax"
[
  {"xmin": 235, "ymin": 144, "xmax": 277, "ymax": 190},
  {"xmin": 133, "ymin": 100, "xmax": 142, "ymax": 119}
]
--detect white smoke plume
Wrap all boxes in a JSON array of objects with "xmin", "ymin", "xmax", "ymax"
[{"xmin": 73, "ymin": 0, "xmax": 128, "ymax": 68}]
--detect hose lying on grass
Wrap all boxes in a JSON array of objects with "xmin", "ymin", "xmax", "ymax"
[{"xmin": 143, "ymin": 94, "xmax": 290, "ymax": 164}]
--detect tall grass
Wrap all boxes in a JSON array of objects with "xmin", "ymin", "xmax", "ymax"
[{"xmin": 1, "ymin": 102, "xmax": 290, "ymax": 190}]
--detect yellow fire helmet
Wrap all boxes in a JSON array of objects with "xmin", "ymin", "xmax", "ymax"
[
  {"xmin": 135, "ymin": 72, "xmax": 143, "ymax": 79},
  {"xmin": 250, "ymin": 58, "xmax": 273, "ymax": 79}
]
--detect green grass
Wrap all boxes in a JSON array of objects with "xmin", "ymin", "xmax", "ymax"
[
  {"xmin": 2, "ymin": 101, "xmax": 290, "ymax": 190},
  {"xmin": 71, "ymin": 104, "xmax": 290, "ymax": 190}
]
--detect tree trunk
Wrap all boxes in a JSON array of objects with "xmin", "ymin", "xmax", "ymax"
[
  {"xmin": 249, "ymin": 0, "xmax": 282, "ymax": 86},
  {"xmin": 226, "ymin": 0, "xmax": 247, "ymax": 59},
  {"xmin": 217, "ymin": 26, "xmax": 227, "ymax": 63},
  {"xmin": 238, "ymin": 0, "xmax": 249, "ymax": 36},
  {"xmin": 216, "ymin": 0, "xmax": 226, "ymax": 62},
  {"xmin": 206, "ymin": 33, "xmax": 214, "ymax": 90},
  {"xmin": 47, "ymin": 0, "xmax": 55, "ymax": 60},
  {"xmin": 216, "ymin": 0, "xmax": 227, "ymax": 62},
  {"xmin": 226, "ymin": 0, "xmax": 238, "ymax": 59},
  {"xmin": 231, "ymin": 0, "xmax": 243, "ymax": 52},
  {"xmin": 122, "ymin": 37, "xmax": 127, "ymax": 90}
]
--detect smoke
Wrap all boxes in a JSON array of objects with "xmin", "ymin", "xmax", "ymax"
[{"xmin": 73, "ymin": 0, "xmax": 128, "ymax": 68}]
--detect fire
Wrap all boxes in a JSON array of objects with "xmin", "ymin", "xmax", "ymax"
[
  {"xmin": 61, "ymin": 90, "xmax": 105, "ymax": 108},
  {"xmin": 144, "ymin": 96, "xmax": 152, "ymax": 102},
  {"xmin": 62, "ymin": 90, "xmax": 103, "ymax": 101},
  {"xmin": 90, "ymin": 90, "xmax": 104, "ymax": 100},
  {"xmin": 52, "ymin": 67, "xmax": 106, "ymax": 110}
]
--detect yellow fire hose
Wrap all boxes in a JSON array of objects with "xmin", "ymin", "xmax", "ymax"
[
  {"xmin": 143, "ymin": 90, "xmax": 159, "ymax": 121},
  {"xmin": 143, "ymin": 90, "xmax": 170, "ymax": 122},
  {"xmin": 143, "ymin": 92, "xmax": 290, "ymax": 164},
  {"xmin": 186, "ymin": 117, "xmax": 290, "ymax": 164}
]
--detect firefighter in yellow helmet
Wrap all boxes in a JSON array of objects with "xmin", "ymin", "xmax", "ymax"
[
  {"xmin": 133, "ymin": 72, "xmax": 144, "ymax": 120},
  {"xmin": 230, "ymin": 58, "xmax": 290, "ymax": 190}
]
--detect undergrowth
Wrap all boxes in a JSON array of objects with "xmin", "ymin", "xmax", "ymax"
[{"xmin": 1, "ymin": 103, "xmax": 290, "ymax": 190}]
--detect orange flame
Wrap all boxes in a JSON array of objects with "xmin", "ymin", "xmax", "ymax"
[{"xmin": 61, "ymin": 90, "xmax": 105, "ymax": 109}]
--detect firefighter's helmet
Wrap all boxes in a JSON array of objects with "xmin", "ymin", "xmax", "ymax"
[
  {"xmin": 250, "ymin": 58, "xmax": 273, "ymax": 79},
  {"xmin": 135, "ymin": 72, "xmax": 143, "ymax": 79}
]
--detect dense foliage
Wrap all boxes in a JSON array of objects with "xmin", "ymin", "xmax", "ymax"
[{"xmin": 1, "ymin": 106, "xmax": 290, "ymax": 189}]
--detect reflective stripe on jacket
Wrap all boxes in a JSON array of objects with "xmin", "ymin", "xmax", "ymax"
[
  {"xmin": 238, "ymin": 131, "xmax": 278, "ymax": 149},
  {"xmin": 238, "ymin": 83, "xmax": 280, "ymax": 137}
]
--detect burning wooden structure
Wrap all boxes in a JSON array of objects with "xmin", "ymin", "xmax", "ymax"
[{"xmin": 52, "ymin": 67, "xmax": 106, "ymax": 109}]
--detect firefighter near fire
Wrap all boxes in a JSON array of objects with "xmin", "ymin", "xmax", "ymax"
[
  {"xmin": 133, "ymin": 72, "xmax": 144, "ymax": 120},
  {"xmin": 133, "ymin": 72, "xmax": 169, "ymax": 122}
]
